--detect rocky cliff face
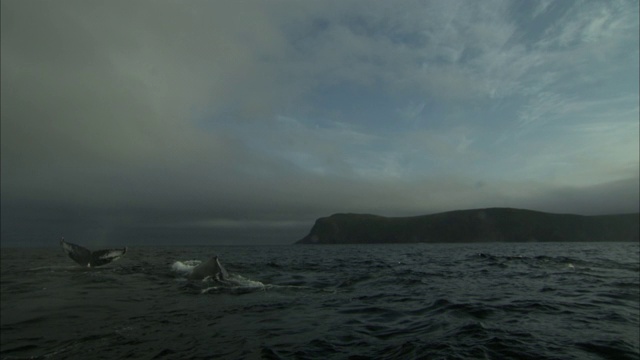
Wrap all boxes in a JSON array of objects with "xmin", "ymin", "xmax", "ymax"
[{"xmin": 295, "ymin": 208, "xmax": 639, "ymax": 244}]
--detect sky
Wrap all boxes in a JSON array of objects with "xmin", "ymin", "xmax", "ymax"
[{"xmin": 1, "ymin": 0, "xmax": 638, "ymax": 246}]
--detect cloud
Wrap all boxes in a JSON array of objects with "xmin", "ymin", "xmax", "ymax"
[{"xmin": 1, "ymin": 0, "xmax": 638, "ymax": 245}]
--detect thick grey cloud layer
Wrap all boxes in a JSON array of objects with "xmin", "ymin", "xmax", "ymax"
[{"xmin": 2, "ymin": 0, "xmax": 638, "ymax": 246}]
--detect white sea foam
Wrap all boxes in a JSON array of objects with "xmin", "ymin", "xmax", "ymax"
[
  {"xmin": 198, "ymin": 274, "xmax": 266, "ymax": 294},
  {"xmin": 228, "ymin": 274, "xmax": 265, "ymax": 289},
  {"xmin": 171, "ymin": 260, "xmax": 201, "ymax": 276},
  {"xmin": 172, "ymin": 260, "xmax": 266, "ymax": 293}
]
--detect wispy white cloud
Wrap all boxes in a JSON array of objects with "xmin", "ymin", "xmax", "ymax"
[
  {"xmin": 532, "ymin": 0, "xmax": 554, "ymax": 19},
  {"xmin": 539, "ymin": 0, "xmax": 638, "ymax": 48}
]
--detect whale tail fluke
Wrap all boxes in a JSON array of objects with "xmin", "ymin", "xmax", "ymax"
[
  {"xmin": 60, "ymin": 237, "xmax": 127, "ymax": 268},
  {"xmin": 90, "ymin": 247, "xmax": 127, "ymax": 267}
]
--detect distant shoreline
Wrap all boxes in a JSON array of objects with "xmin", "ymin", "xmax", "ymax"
[{"xmin": 295, "ymin": 208, "xmax": 640, "ymax": 244}]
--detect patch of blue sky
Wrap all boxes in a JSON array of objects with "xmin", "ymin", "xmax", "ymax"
[{"xmin": 301, "ymin": 81, "xmax": 404, "ymax": 131}]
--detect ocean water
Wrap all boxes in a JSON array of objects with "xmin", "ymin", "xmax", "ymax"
[{"xmin": 1, "ymin": 242, "xmax": 638, "ymax": 360}]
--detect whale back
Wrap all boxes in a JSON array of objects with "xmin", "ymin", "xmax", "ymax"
[{"xmin": 190, "ymin": 256, "xmax": 228, "ymax": 280}]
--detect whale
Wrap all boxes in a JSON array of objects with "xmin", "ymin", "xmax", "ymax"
[
  {"xmin": 188, "ymin": 256, "xmax": 229, "ymax": 280},
  {"xmin": 60, "ymin": 237, "xmax": 127, "ymax": 267}
]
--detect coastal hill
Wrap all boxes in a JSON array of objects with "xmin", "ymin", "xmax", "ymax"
[{"xmin": 295, "ymin": 208, "xmax": 639, "ymax": 244}]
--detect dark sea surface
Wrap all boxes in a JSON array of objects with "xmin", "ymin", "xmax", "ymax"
[{"xmin": 1, "ymin": 242, "xmax": 639, "ymax": 360}]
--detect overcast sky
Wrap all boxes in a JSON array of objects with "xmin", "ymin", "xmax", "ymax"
[{"xmin": 2, "ymin": 0, "xmax": 638, "ymax": 246}]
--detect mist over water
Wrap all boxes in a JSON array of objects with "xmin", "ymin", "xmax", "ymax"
[{"xmin": 1, "ymin": 242, "xmax": 639, "ymax": 359}]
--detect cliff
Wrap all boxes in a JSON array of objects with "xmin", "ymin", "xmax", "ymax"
[{"xmin": 295, "ymin": 208, "xmax": 639, "ymax": 244}]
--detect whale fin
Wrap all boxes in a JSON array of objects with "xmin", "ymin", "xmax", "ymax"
[
  {"xmin": 215, "ymin": 257, "xmax": 229, "ymax": 280},
  {"xmin": 60, "ymin": 237, "xmax": 127, "ymax": 267},
  {"xmin": 60, "ymin": 237, "xmax": 92, "ymax": 267}
]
